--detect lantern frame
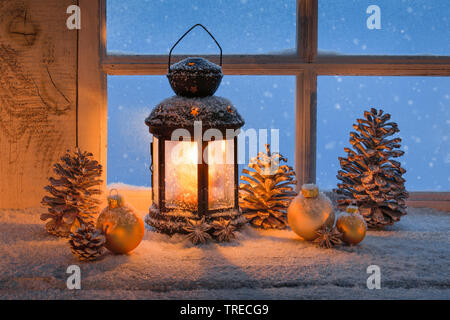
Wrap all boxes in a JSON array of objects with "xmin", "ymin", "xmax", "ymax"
[{"xmin": 144, "ymin": 92, "xmax": 246, "ymax": 235}]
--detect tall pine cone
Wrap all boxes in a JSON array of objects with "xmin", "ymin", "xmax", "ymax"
[
  {"xmin": 69, "ymin": 224, "xmax": 106, "ymax": 261},
  {"xmin": 334, "ymin": 108, "xmax": 408, "ymax": 229},
  {"xmin": 40, "ymin": 149, "xmax": 103, "ymax": 237},
  {"xmin": 239, "ymin": 144, "xmax": 297, "ymax": 229}
]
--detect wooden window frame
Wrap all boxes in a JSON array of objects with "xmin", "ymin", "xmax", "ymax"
[{"xmin": 79, "ymin": 0, "xmax": 450, "ymax": 210}]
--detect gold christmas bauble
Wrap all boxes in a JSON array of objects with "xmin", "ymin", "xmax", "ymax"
[
  {"xmin": 287, "ymin": 184, "xmax": 335, "ymax": 241},
  {"xmin": 97, "ymin": 193, "xmax": 145, "ymax": 254},
  {"xmin": 336, "ymin": 205, "xmax": 367, "ymax": 245}
]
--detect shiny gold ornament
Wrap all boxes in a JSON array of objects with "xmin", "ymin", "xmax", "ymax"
[
  {"xmin": 287, "ymin": 184, "xmax": 335, "ymax": 241},
  {"xmin": 336, "ymin": 205, "xmax": 367, "ymax": 245},
  {"xmin": 97, "ymin": 192, "xmax": 145, "ymax": 254}
]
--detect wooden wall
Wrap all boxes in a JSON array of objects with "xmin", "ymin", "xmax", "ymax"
[{"xmin": 0, "ymin": 0, "xmax": 77, "ymax": 208}]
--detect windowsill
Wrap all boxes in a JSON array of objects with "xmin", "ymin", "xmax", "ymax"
[{"xmin": 109, "ymin": 185, "xmax": 450, "ymax": 214}]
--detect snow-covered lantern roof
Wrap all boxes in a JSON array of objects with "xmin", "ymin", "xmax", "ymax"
[{"xmin": 144, "ymin": 24, "xmax": 246, "ymax": 239}]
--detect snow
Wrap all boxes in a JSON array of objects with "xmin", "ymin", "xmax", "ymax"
[
  {"xmin": 1, "ymin": 207, "xmax": 449, "ymax": 299},
  {"xmin": 146, "ymin": 95, "xmax": 244, "ymax": 129},
  {"xmin": 108, "ymin": 183, "xmax": 151, "ymax": 191}
]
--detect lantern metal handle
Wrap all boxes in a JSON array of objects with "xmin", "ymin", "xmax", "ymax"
[{"xmin": 168, "ymin": 23, "xmax": 223, "ymax": 71}]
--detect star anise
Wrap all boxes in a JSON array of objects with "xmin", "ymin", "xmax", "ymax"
[
  {"xmin": 212, "ymin": 218, "xmax": 236, "ymax": 242},
  {"xmin": 313, "ymin": 226, "xmax": 343, "ymax": 249},
  {"xmin": 183, "ymin": 217, "xmax": 212, "ymax": 245}
]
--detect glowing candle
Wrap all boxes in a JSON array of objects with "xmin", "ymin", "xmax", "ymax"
[{"xmin": 165, "ymin": 141, "xmax": 198, "ymax": 210}]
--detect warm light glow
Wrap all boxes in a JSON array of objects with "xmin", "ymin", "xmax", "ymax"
[
  {"xmin": 153, "ymin": 137, "xmax": 159, "ymax": 205},
  {"xmin": 208, "ymin": 140, "xmax": 234, "ymax": 210},
  {"xmin": 165, "ymin": 141, "xmax": 198, "ymax": 210}
]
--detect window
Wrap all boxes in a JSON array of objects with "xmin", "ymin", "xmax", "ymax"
[{"xmin": 84, "ymin": 0, "xmax": 450, "ymax": 209}]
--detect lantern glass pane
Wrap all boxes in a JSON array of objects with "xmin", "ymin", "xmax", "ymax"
[
  {"xmin": 152, "ymin": 137, "xmax": 159, "ymax": 207},
  {"xmin": 165, "ymin": 140, "xmax": 198, "ymax": 210},
  {"xmin": 208, "ymin": 139, "xmax": 235, "ymax": 210}
]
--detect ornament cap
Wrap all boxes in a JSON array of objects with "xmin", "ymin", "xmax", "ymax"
[
  {"xmin": 346, "ymin": 205, "xmax": 359, "ymax": 214},
  {"xmin": 301, "ymin": 183, "xmax": 319, "ymax": 198},
  {"xmin": 107, "ymin": 189, "xmax": 124, "ymax": 209}
]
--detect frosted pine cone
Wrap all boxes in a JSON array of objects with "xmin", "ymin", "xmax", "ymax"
[
  {"xmin": 334, "ymin": 108, "xmax": 408, "ymax": 229},
  {"xmin": 41, "ymin": 149, "xmax": 103, "ymax": 237},
  {"xmin": 69, "ymin": 224, "xmax": 106, "ymax": 261}
]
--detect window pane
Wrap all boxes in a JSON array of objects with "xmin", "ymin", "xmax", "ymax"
[
  {"xmin": 317, "ymin": 76, "xmax": 450, "ymax": 192},
  {"xmin": 208, "ymin": 139, "xmax": 235, "ymax": 210},
  {"xmin": 107, "ymin": 0, "xmax": 296, "ymax": 55},
  {"xmin": 107, "ymin": 75, "xmax": 295, "ymax": 187},
  {"xmin": 319, "ymin": 0, "xmax": 450, "ymax": 55}
]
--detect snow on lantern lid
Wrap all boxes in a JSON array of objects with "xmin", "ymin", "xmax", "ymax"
[{"xmin": 145, "ymin": 95, "xmax": 244, "ymax": 134}]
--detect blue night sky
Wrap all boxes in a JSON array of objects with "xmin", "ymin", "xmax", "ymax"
[{"xmin": 106, "ymin": 0, "xmax": 450, "ymax": 191}]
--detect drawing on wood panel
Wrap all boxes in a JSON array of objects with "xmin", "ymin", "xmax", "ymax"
[
  {"xmin": 0, "ymin": 0, "xmax": 76, "ymax": 207},
  {"xmin": 0, "ymin": 2, "xmax": 72, "ymax": 150}
]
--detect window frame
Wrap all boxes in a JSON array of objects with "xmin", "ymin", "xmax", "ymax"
[{"xmin": 78, "ymin": 0, "xmax": 450, "ymax": 210}]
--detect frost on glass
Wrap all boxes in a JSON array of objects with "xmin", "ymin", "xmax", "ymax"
[
  {"xmin": 107, "ymin": 0, "xmax": 296, "ymax": 55},
  {"xmin": 317, "ymin": 76, "xmax": 450, "ymax": 192},
  {"xmin": 165, "ymin": 141, "xmax": 198, "ymax": 210},
  {"xmin": 208, "ymin": 139, "xmax": 235, "ymax": 210},
  {"xmin": 107, "ymin": 75, "xmax": 295, "ymax": 188},
  {"xmin": 319, "ymin": 0, "xmax": 450, "ymax": 55}
]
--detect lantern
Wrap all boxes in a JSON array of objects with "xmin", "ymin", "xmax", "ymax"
[{"xmin": 144, "ymin": 24, "xmax": 246, "ymax": 236}]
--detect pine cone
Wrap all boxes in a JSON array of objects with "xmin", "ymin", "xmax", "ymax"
[
  {"xmin": 212, "ymin": 219, "xmax": 236, "ymax": 242},
  {"xmin": 183, "ymin": 217, "xmax": 212, "ymax": 245},
  {"xmin": 40, "ymin": 149, "xmax": 103, "ymax": 237},
  {"xmin": 334, "ymin": 108, "xmax": 408, "ymax": 229},
  {"xmin": 239, "ymin": 144, "xmax": 297, "ymax": 229},
  {"xmin": 69, "ymin": 224, "xmax": 106, "ymax": 261},
  {"xmin": 313, "ymin": 227, "xmax": 343, "ymax": 249}
]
